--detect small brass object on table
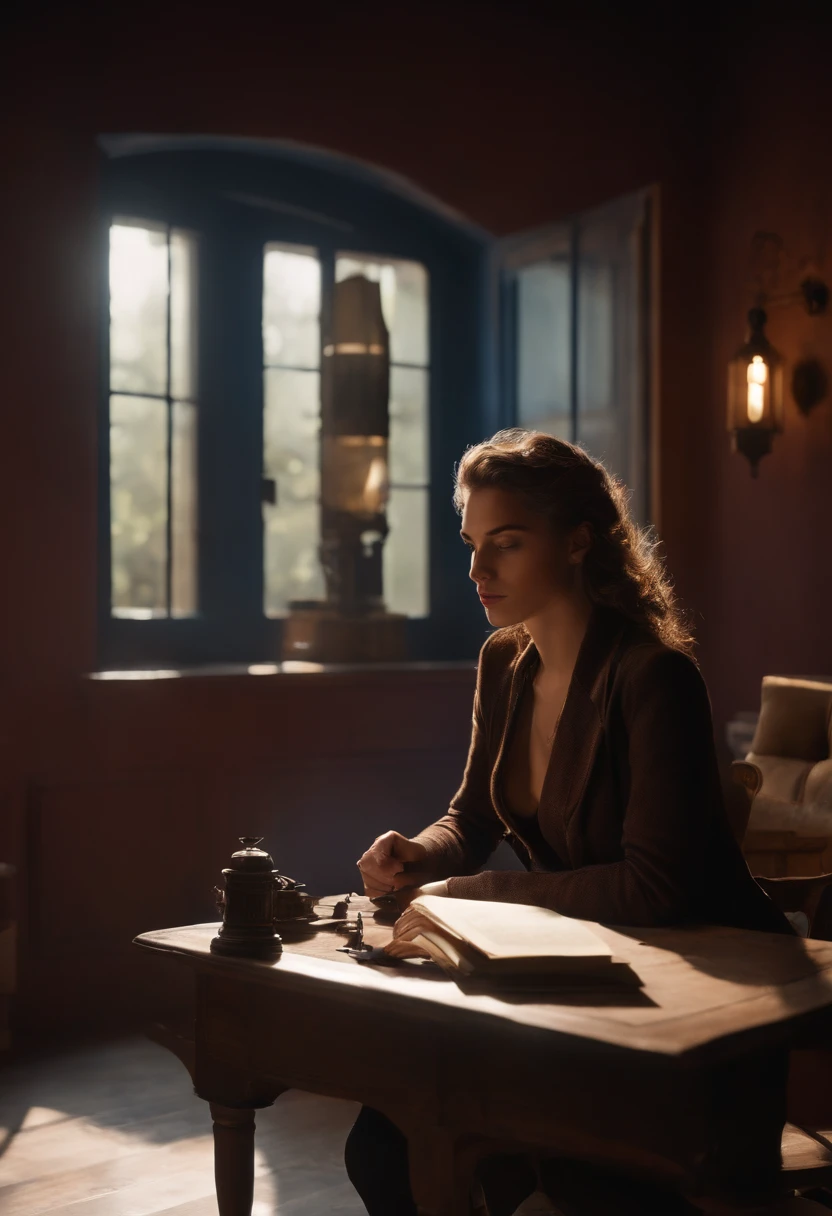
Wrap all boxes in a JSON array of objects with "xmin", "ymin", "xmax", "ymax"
[
  {"xmin": 337, "ymin": 910, "xmax": 374, "ymax": 957},
  {"xmin": 211, "ymin": 837, "xmax": 317, "ymax": 960}
]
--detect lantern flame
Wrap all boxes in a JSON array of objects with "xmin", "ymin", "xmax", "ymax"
[{"xmin": 746, "ymin": 355, "xmax": 767, "ymax": 423}]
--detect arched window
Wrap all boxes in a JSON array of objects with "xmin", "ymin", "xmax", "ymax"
[
  {"xmin": 99, "ymin": 137, "xmax": 489, "ymax": 665},
  {"xmin": 99, "ymin": 137, "xmax": 653, "ymax": 666}
]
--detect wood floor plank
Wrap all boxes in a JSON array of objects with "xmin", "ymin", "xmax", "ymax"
[
  {"xmin": 0, "ymin": 1133, "xmax": 216, "ymax": 1216},
  {"xmin": 0, "ymin": 1039, "xmax": 365, "ymax": 1215},
  {"xmin": 0, "ymin": 1109, "xmax": 214, "ymax": 1186},
  {"xmin": 0, "ymin": 1037, "xmax": 556, "ymax": 1215}
]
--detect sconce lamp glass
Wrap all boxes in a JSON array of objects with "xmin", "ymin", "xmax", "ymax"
[{"xmin": 727, "ymin": 307, "xmax": 784, "ymax": 477}]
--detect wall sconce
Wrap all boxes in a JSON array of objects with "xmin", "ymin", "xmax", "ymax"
[
  {"xmin": 727, "ymin": 307, "xmax": 784, "ymax": 478},
  {"xmin": 729, "ymin": 236, "xmax": 829, "ymax": 476}
]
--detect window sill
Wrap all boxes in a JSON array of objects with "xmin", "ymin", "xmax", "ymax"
[{"xmin": 86, "ymin": 659, "xmax": 476, "ymax": 685}]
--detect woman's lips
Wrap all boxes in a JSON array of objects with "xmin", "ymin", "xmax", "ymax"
[{"xmin": 478, "ymin": 593, "xmax": 506, "ymax": 605}]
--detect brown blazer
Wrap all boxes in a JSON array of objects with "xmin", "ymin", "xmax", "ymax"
[{"xmin": 414, "ymin": 606, "xmax": 790, "ymax": 933}]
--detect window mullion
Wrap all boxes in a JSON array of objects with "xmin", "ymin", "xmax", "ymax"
[
  {"xmin": 501, "ymin": 271, "xmax": 519, "ymax": 427},
  {"xmin": 165, "ymin": 225, "xmax": 173, "ymax": 615},
  {"xmin": 569, "ymin": 219, "xmax": 580, "ymax": 445},
  {"xmin": 198, "ymin": 221, "xmax": 266, "ymax": 656},
  {"xmin": 98, "ymin": 218, "xmax": 113, "ymax": 662},
  {"xmin": 317, "ymin": 246, "xmax": 334, "ymax": 615}
]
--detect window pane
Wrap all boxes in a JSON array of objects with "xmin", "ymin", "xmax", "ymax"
[
  {"xmin": 110, "ymin": 395, "xmax": 168, "ymax": 618},
  {"xmin": 263, "ymin": 368, "xmax": 324, "ymax": 615},
  {"xmin": 170, "ymin": 230, "xmax": 197, "ymax": 401},
  {"xmin": 389, "ymin": 366, "xmax": 428, "ymax": 486},
  {"xmin": 109, "ymin": 222, "xmax": 169, "ymax": 396},
  {"xmin": 517, "ymin": 260, "xmax": 571, "ymax": 438},
  {"xmin": 384, "ymin": 487, "xmax": 428, "ymax": 617},
  {"xmin": 336, "ymin": 254, "xmax": 428, "ymax": 367},
  {"xmin": 263, "ymin": 245, "xmax": 320, "ymax": 369},
  {"xmin": 170, "ymin": 401, "xmax": 198, "ymax": 617},
  {"xmin": 576, "ymin": 259, "xmax": 617, "ymax": 465},
  {"xmin": 573, "ymin": 190, "xmax": 648, "ymax": 523}
]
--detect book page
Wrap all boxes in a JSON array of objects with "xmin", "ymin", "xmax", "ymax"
[
  {"xmin": 412, "ymin": 896, "xmax": 612, "ymax": 962},
  {"xmin": 410, "ymin": 931, "xmax": 476, "ymax": 974}
]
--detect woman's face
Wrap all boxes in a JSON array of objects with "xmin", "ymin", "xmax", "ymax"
[{"xmin": 460, "ymin": 487, "xmax": 588, "ymax": 629}]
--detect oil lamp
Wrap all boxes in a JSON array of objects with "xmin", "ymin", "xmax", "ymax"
[
  {"xmin": 321, "ymin": 274, "xmax": 390, "ymax": 614},
  {"xmin": 282, "ymin": 274, "xmax": 406, "ymax": 661},
  {"xmin": 727, "ymin": 307, "xmax": 784, "ymax": 477}
]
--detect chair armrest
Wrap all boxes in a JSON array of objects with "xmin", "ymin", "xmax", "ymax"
[{"xmin": 724, "ymin": 761, "xmax": 763, "ymax": 845}]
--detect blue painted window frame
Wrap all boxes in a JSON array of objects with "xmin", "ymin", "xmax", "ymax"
[{"xmin": 98, "ymin": 142, "xmax": 492, "ymax": 667}]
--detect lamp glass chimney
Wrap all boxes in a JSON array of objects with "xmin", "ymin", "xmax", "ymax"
[{"xmin": 727, "ymin": 309, "xmax": 784, "ymax": 435}]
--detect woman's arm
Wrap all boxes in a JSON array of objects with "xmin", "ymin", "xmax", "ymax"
[
  {"xmin": 443, "ymin": 648, "xmax": 720, "ymax": 926},
  {"xmin": 407, "ymin": 643, "xmax": 506, "ymax": 880}
]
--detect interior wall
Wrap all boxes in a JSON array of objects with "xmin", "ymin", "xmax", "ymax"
[
  {"xmin": 0, "ymin": 8, "xmax": 717, "ymax": 1033},
  {"xmin": 698, "ymin": 22, "xmax": 832, "ymax": 739},
  {"xmin": 21, "ymin": 668, "xmax": 478, "ymax": 1034}
]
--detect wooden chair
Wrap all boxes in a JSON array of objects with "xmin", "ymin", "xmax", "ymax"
[
  {"xmin": 725, "ymin": 760, "xmax": 763, "ymax": 845},
  {"xmin": 726, "ymin": 762, "xmax": 832, "ymax": 1205},
  {"xmin": 757, "ymin": 875, "xmax": 832, "ymax": 944}
]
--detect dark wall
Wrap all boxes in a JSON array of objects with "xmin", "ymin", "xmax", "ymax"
[{"xmin": 696, "ymin": 22, "xmax": 832, "ymax": 734}]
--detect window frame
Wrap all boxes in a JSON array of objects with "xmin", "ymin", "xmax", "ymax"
[
  {"xmin": 261, "ymin": 242, "xmax": 433, "ymax": 621},
  {"xmin": 97, "ymin": 146, "xmax": 489, "ymax": 667},
  {"xmin": 496, "ymin": 188, "xmax": 655, "ymax": 525},
  {"xmin": 106, "ymin": 218, "xmax": 200, "ymax": 623}
]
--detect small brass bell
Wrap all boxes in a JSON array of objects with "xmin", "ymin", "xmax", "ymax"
[{"xmin": 211, "ymin": 837, "xmax": 317, "ymax": 959}]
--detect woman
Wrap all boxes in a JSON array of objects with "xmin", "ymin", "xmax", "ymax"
[{"xmin": 346, "ymin": 430, "xmax": 789, "ymax": 1216}]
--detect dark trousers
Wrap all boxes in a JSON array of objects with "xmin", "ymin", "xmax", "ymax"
[{"xmin": 344, "ymin": 1105, "xmax": 699, "ymax": 1216}]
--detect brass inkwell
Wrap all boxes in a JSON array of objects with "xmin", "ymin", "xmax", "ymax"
[{"xmin": 211, "ymin": 837, "xmax": 317, "ymax": 959}]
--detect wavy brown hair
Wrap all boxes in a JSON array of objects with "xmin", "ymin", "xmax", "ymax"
[{"xmin": 454, "ymin": 429, "xmax": 695, "ymax": 656}]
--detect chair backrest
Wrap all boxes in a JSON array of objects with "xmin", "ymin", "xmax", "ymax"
[{"xmin": 748, "ymin": 676, "xmax": 832, "ymax": 806}]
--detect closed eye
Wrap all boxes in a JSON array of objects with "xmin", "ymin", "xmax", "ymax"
[{"xmin": 462, "ymin": 540, "xmax": 519, "ymax": 552}]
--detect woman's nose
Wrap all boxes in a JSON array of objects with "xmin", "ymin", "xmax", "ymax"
[{"xmin": 469, "ymin": 550, "xmax": 491, "ymax": 584}]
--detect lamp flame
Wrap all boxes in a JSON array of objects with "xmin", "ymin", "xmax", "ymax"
[{"xmin": 746, "ymin": 355, "xmax": 767, "ymax": 423}]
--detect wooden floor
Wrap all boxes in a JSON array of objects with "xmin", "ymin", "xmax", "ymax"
[{"xmin": 0, "ymin": 1037, "xmax": 555, "ymax": 1215}]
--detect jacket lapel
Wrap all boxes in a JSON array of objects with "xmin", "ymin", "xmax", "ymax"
[
  {"xmin": 538, "ymin": 607, "xmax": 628, "ymax": 848},
  {"xmin": 489, "ymin": 635, "xmax": 536, "ymax": 831}
]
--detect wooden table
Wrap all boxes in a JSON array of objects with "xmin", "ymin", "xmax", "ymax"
[{"xmin": 134, "ymin": 900, "xmax": 832, "ymax": 1216}]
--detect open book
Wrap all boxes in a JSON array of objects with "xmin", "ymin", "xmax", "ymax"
[{"xmin": 390, "ymin": 896, "xmax": 640, "ymax": 990}]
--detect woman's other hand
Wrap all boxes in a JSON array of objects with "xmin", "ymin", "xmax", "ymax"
[
  {"xmin": 393, "ymin": 879, "xmax": 450, "ymax": 911},
  {"xmin": 385, "ymin": 881, "xmax": 451, "ymax": 958},
  {"xmin": 356, "ymin": 832, "xmax": 428, "ymax": 899}
]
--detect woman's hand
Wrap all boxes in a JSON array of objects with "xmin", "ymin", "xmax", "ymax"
[
  {"xmin": 393, "ymin": 879, "xmax": 450, "ymax": 910},
  {"xmin": 385, "ymin": 881, "xmax": 451, "ymax": 958},
  {"xmin": 356, "ymin": 831, "xmax": 429, "ymax": 899}
]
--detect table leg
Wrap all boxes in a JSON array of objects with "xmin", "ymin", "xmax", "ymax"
[
  {"xmin": 405, "ymin": 1125, "xmax": 481, "ymax": 1216},
  {"xmin": 210, "ymin": 1103, "xmax": 256, "ymax": 1216}
]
